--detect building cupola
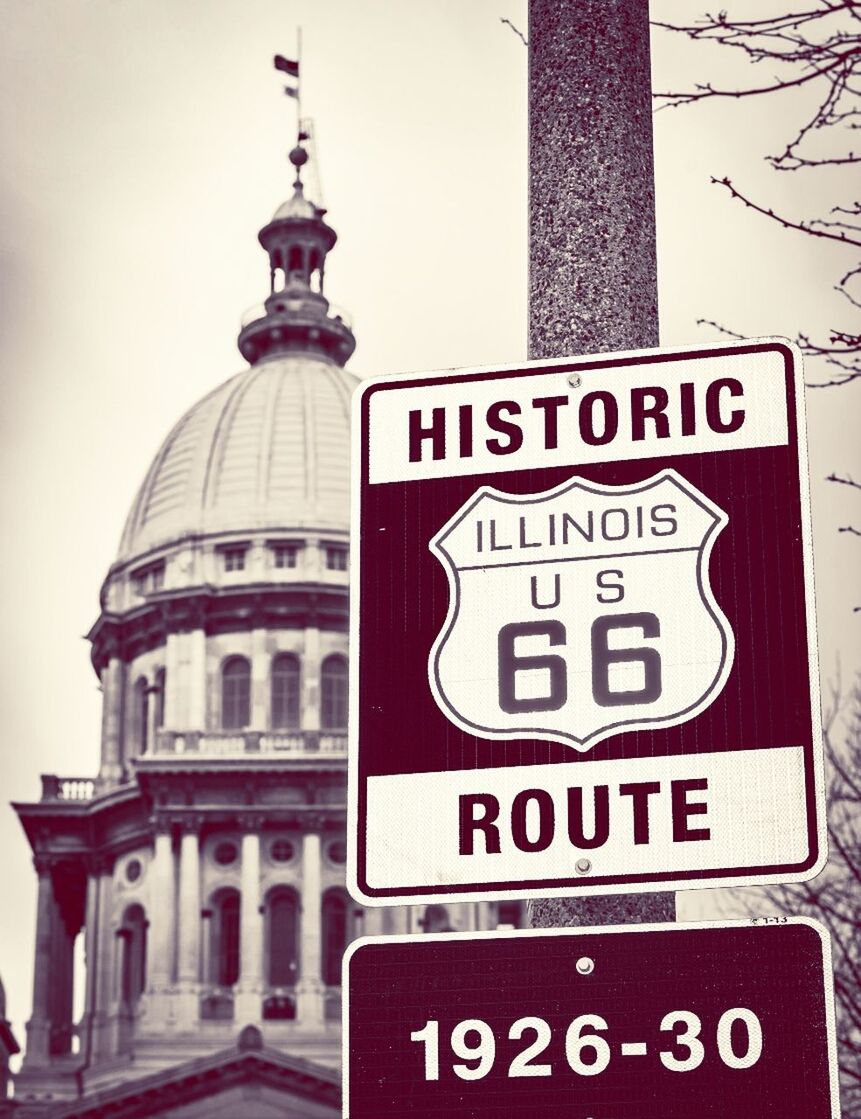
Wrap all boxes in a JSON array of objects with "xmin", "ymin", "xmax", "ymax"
[{"xmin": 238, "ymin": 142, "xmax": 356, "ymax": 367}]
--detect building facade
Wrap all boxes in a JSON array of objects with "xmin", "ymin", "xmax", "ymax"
[{"xmin": 6, "ymin": 130, "xmax": 523, "ymax": 1117}]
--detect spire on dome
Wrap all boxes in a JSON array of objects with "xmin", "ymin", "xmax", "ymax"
[{"xmin": 237, "ymin": 55, "xmax": 355, "ymax": 368}]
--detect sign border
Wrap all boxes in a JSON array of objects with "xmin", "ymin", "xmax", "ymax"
[{"xmin": 348, "ymin": 338, "xmax": 825, "ymax": 906}]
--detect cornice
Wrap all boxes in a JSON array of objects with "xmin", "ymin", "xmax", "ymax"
[{"xmin": 89, "ymin": 581, "xmax": 349, "ymax": 673}]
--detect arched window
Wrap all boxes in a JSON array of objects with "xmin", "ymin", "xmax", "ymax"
[
  {"xmin": 265, "ymin": 887, "xmax": 299, "ymax": 987},
  {"xmin": 421, "ymin": 904, "xmax": 454, "ymax": 933},
  {"xmin": 309, "ymin": 249, "xmax": 322, "ymax": 293},
  {"xmin": 320, "ymin": 656, "xmax": 348, "ymax": 730},
  {"xmin": 321, "ymin": 889, "xmax": 353, "ymax": 987},
  {"xmin": 120, "ymin": 904, "xmax": 147, "ymax": 1005},
  {"xmin": 288, "ymin": 245, "xmax": 304, "ymax": 276},
  {"xmin": 154, "ymin": 667, "xmax": 166, "ymax": 730},
  {"xmin": 209, "ymin": 889, "xmax": 241, "ymax": 987},
  {"xmin": 222, "ymin": 657, "xmax": 251, "ymax": 730},
  {"xmin": 271, "ymin": 653, "xmax": 301, "ymax": 730},
  {"xmin": 134, "ymin": 676, "xmax": 149, "ymax": 754}
]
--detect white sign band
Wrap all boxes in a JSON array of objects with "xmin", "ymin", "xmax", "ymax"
[
  {"xmin": 366, "ymin": 349, "xmax": 789, "ymax": 484},
  {"xmin": 364, "ymin": 744, "xmax": 809, "ymax": 892}
]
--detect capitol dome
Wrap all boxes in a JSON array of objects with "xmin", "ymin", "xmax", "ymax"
[
  {"xmin": 94, "ymin": 147, "xmax": 359, "ymax": 635},
  {"xmin": 117, "ymin": 354, "xmax": 357, "ymax": 563}
]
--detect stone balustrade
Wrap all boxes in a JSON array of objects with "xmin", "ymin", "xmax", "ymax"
[
  {"xmin": 40, "ymin": 776, "xmax": 96, "ymax": 802},
  {"xmin": 151, "ymin": 730, "xmax": 347, "ymax": 757}
]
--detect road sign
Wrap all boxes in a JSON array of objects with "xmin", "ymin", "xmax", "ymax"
[
  {"xmin": 344, "ymin": 919, "xmax": 839, "ymax": 1119},
  {"xmin": 349, "ymin": 340, "xmax": 824, "ymax": 903}
]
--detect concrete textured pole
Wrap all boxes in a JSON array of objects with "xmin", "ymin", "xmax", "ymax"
[{"xmin": 528, "ymin": 0, "xmax": 675, "ymax": 926}]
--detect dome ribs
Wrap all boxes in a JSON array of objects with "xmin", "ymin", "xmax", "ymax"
[{"xmin": 201, "ymin": 365, "xmax": 263, "ymax": 519}]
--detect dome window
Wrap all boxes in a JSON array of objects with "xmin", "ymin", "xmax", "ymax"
[
  {"xmin": 321, "ymin": 655, "xmax": 348, "ymax": 729},
  {"xmin": 220, "ymin": 545, "xmax": 247, "ymax": 573},
  {"xmin": 324, "ymin": 543, "xmax": 348, "ymax": 571},
  {"xmin": 131, "ymin": 560, "xmax": 164, "ymax": 596},
  {"xmin": 270, "ymin": 541, "xmax": 302, "ymax": 569},
  {"xmin": 271, "ymin": 653, "xmax": 301, "ymax": 730},
  {"xmin": 133, "ymin": 676, "xmax": 149, "ymax": 756},
  {"xmin": 221, "ymin": 657, "xmax": 251, "ymax": 730}
]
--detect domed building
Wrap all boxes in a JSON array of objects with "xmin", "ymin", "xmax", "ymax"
[{"xmin": 6, "ymin": 114, "xmax": 524, "ymax": 1118}]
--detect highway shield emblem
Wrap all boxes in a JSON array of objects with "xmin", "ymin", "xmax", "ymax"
[{"xmin": 428, "ymin": 469, "xmax": 734, "ymax": 750}]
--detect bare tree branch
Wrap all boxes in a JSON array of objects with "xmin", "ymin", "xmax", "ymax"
[
  {"xmin": 653, "ymin": 2, "xmax": 860, "ymax": 390},
  {"xmin": 734, "ymin": 679, "xmax": 861, "ymax": 1111},
  {"xmin": 499, "ymin": 17, "xmax": 527, "ymax": 46}
]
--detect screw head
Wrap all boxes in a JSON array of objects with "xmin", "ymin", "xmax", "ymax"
[
  {"xmin": 575, "ymin": 857, "xmax": 592, "ymax": 874},
  {"xmin": 567, "ymin": 372, "xmax": 582, "ymax": 388},
  {"xmin": 576, "ymin": 956, "xmax": 595, "ymax": 975}
]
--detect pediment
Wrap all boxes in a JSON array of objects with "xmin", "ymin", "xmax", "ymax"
[{"xmin": 50, "ymin": 1044, "xmax": 340, "ymax": 1118}]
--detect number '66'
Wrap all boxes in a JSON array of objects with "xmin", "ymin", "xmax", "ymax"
[{"xmin": 497, "ymin": 613, "xmax": 662, "ymax": 713}]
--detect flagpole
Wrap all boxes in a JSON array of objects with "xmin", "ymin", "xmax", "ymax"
[{"xmin": 296, "ymin": 26, "xmax": 302, "ymax": 140}]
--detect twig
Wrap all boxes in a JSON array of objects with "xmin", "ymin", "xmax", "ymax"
[{"xmin": 499, "ymin": 17, "xmax": 527, "ymax": 46}]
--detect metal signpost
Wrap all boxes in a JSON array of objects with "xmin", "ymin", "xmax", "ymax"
[
  {"xmin": 348, "ymin": 338, "xmax": 825, "ymax": 904},
  {"xmin": 343, "ymin": 919, "xmax": 839, "ymax": 1118}
]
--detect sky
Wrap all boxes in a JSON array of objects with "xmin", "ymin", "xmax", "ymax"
[{"xmin": 0, "ymin": 0, "xmax": 858, "ymax": 1055}]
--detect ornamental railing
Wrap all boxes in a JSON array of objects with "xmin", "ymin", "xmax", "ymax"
[
  {"xmin": 151, "ymin": 730, "xmax": 347, "ymax": 757},
  {"xmin": 41, "ymin": 775, "xmax": 96, "ymax": 802},
  {"xmin": 239, "ymin": 300, "xmax": 353, "ymax": 330}
]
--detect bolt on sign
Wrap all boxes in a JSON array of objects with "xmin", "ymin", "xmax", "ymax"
[
  {"xmin": 343, "ymin": 919, "xmax": 839, "ymax": 1118},
  {"xmin": 348, "ymin": 340, "xmax": 825, "ymax": 903}
]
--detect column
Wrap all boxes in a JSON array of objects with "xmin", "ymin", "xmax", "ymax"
[
  {"xmin": 381, "ymin": 906, "xmax": 410, "ymax": 935},
  {"xmin": 163, "ymin": 633, "xmax": 181, "ymax": 729},
  {"xmin": 145, "ymin": 830, "xmax": 175, "ymax": 1028},
  {"xmin": 296, "ymin": 831, "xmax": 324, "ymax": 1025},
  {"xmin": 187, "ymin": 627, "xmax": 207, "ymax": 729},
  {"xmin": 235, "ymin": 830, "xmax": 263, "ymax": 1022},
  {"xmin": 363, "ymin": 907, "xmax": 385, "ymax": 936},
  {"xmin": 250, "ymin": 628, "xmax": 269, "ymax": 730},
  {"xmin": 175, "ymin": 825, "xmax": 200, "ymax": 1027},
  {"xmin": 24, "ymin": 860, "xmax": 55, "ymax": 1064},
  {"xmin": 48, "ymin": 916, "xmax": 74, "ymax": 1057},
  {"xmin": 82, "ymin": 872, "xmax": 99, "ymax": 1024},
  {"xmin": 99, "ymin": 657, "xmax": 125, "ymax": 785},
  {"xmin": 302, "ymin": 628, "xmax": 321, "ymax": 732},
  {"xmin": 91, "ymin": 860, "xmax": 117, "ymax": 1057}
]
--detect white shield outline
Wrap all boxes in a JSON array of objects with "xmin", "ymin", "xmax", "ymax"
[{"xmin": 428, "ymin": 468, "xmax": 735, "ymax": 751}]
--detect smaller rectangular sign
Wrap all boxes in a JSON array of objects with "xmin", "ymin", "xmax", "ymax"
[{"xmin": 344, "ymin": 919, "xmax": 839, "ymax": 1119}]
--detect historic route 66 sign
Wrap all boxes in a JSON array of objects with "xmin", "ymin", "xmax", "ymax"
[
  {"xmin": 349, "ymin": 340, "xmax": 824, "ymax": 904},
  {"xmin": 429, "ymin": 470, "xmax": 733, "ymax": 749}
]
